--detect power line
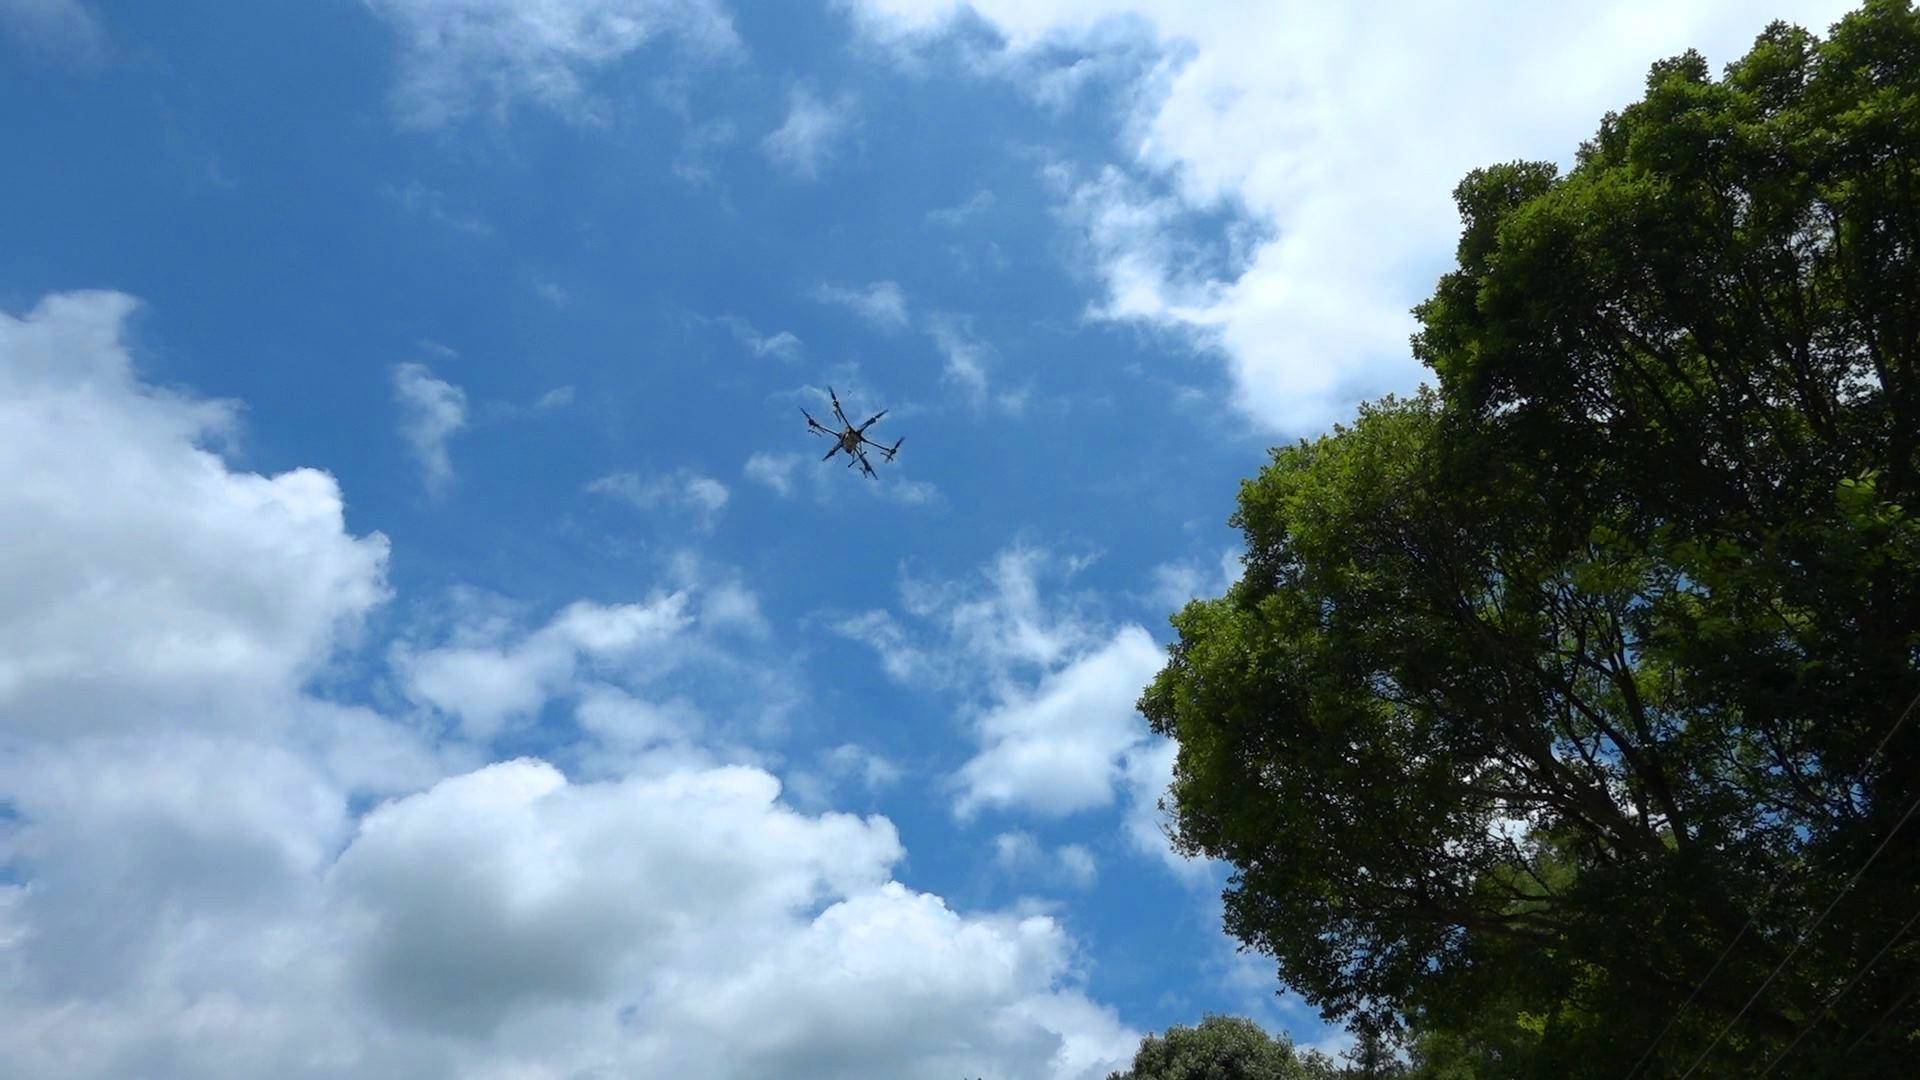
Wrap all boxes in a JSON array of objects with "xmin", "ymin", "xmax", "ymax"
[
  {"xmin": 1755, "ymin": 902, "xmax": 1920, "ymax": 1076},
  {"xmin": 1677, "ymin": 785, "xmax": 1920, "ymax": 1079},
  {"xmin": 1621, "ymin": 686, "xmax": 1920, "ymax": 1080},
  {"xmin": 1620, "ymin": 882, "xmax": 1779, "ymax": 1080},
  {"xmin": 1842, "ymin": 977, "xmax": 1920, "ymax": 1059}
]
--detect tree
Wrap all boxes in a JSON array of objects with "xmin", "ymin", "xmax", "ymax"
[
  {"xmin": 1140, "ymin": 3, "xmax": 1920, "ymax": 1076},
  {"xmin": 1106, "ymin": 1015, "xmax": 1338, "ymax": 1080}
]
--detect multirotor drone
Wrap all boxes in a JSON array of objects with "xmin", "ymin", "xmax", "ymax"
[{"xmin": 802, "ymin": 387, "xmax": 903, "ymax": 479}]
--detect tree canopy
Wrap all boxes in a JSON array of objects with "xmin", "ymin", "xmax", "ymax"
[
  {"xmin": 1141, "ymin": 3, "xmax": 1920, "ymax": 1076},
  {"xmin": 1105, "ymin": 1015, "xmax": 1339, "ymax": 1080}
]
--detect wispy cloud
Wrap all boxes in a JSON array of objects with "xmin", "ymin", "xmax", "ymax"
[
  {"xmin": 743, "ymin": 451, "xmax": 803, "ymax": 497},
  {"xmin": 927, "ymin": 314, "xmax": 991, "ymax": 403},
  {"xmin": 0, "ymin": 0, "xmax": 109, "ymax": 69},
  {"xmin": 927, "ymin": 189, "xmax": 996, "ymax": 228},
  {"xmin": 367, "ymin": 0, "xmax": 741, "ymax": 129},
  {"xmin": 761, "ymin": 84, "xmax": 857, "ymax": 180},
  {"xmin": 589, "ymin": 468, "xmax": 731, "ymax": 532},
  {"xmin": 533, "ymin": 279, "xmax": 570, "ymax": 306},
  {"xmin": 393, "ymin": 362, "xmax": 469, "ymax": 496},
  {"xmin": 993, "ymin": 831, "xmax": 1099, "ymax": 889},
  {"xmin": 719, "ymin": 315, "xmax": 804, "ymax": 362},
  {"xmin": 383, "ymin": 180, "xmax": 492, "ymax": 236},
  {"xmin": 835, "ymin": 546, "xmax": 1181, "ymax": 833},
  {"xmin": 813, "ymin": 280, "xmax": 908, "ymax": 332}
]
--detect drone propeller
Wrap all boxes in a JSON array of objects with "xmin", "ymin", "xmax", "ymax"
[
  {"xmin": 857, "ymin": 409, "xmax": 887, "ymax": 432},
  {"xmin": 800, "ymin": 407, "xmax": 828, "ymax": 434},
  {"xmin": 827, "ymin": 386, "xmax": 850, "ymax": 425},
  {"xmin": 882, "ymin": 436, "xmax": 904, "ymax": 461}
]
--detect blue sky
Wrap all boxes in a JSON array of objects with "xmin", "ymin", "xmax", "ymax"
[{"xmin": 0, "ymin": 1, "xmax": 1860, "ymax": 1077}]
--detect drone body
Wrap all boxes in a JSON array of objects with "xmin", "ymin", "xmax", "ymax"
[{"xmin": 801, "ymin": 387, "xmax": 903, "ymax": 478}]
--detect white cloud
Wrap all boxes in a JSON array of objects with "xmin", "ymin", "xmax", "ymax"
[
  {"xmin": 927, "ymin": 188, "xmax": 996, "ymax": 227},
  {"xmin": 392, "ymin": 362, "xmax": 469, "ymax": 496},
  {"xmin": 328, "ymin": 759, "xmax": 902, "ymax": 1035},
  {"xmin": 367, "ymin": 0, "xmax": 742, "ymax": 128},
  {"xmin": 394, "ymin": 594, "xmax": 693, "ymax": 739},
  {"xmin": 674, "ymin": 116, "xmax": 738, "ymax": 184},
  {"xmin": 534, "ymin": 384, "xmax": 576, "ymax": 410},
  {"xmin": 994, "ymin": 831, "xmax": 1099, "ymax": 889},
  {"xmin": 762, "ymin": 84, "xmax": 858, "ymax": 179},
  {"xmin": 4, "ymin": 751, "xmax": 1142, "ymax": 1079},
  {"xmin": 844, "ymin": 546, "xmax": 1179, "ymax": 827},
  {"xmin": 0, "ymin": 0, "xmax": 107, "ymax": 68},
  {"xmin": 1056, "ymin": 844, "xmax": 1098, "ymax": 887},
  {"xmin": 899, "ymin": 546, "xmax": 1101, "ymax": 680},
  {"xmin": 814, "ymin": 279, "xmax": 909, "ymax": 331},
  {"xmin": 928, "ymin": 313, "xmax": 992, "ymax": 403},
  {"xmin": 719, "ymin": 314, "xmax": 805, "ymax": 361},
  {"xmin": 0, "ymin": 292, "xmax": 392, "ymax": 739},
  {"xmin": 588, "ymin": 467, "xmax": 731, "ymax": 531},
  {"xmin": 1145, "ymin": 546, "xmax": 1239, "ymax": 613},
  {"xmin": 1119, "ymin": 736, "xmax": 1205, "ymax": 880},
  {"xmin": 383, "ymin": 180, "xmax": 493, "ymax": 235},
  {"xmin": 842, "ymin": 0, "xmax": 1858, "ymax": 433},
  {"xmin": 956, "ymin": 625, "xmax": 1162, "ymax": 819},
  {"xmin": 744, "ymin": 450, "xmax": 804, "ymax": 496},
  {"xmin": 784, "ymin": 742, "xmax": 904, "ymax": 810},
  {"xmin": 0, "ymin": 291, "xmax": 1139, "ymax": 1079},
  {"xmin": 824, "ymin": 742, "xmax": 904, "ymax": 789}
]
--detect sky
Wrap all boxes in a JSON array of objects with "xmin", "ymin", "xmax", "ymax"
[{"xmin": 0, "ymin": 1, "xmax": 1861, "ymax": 1077}]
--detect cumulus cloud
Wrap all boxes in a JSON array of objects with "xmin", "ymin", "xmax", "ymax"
[
  {"xmin": 6, "ymin": 750, "xmax": 1140, "ymax": 1079},
  {"xmin": 367, "ymin": 0, "xmax": 742, "ymax": 128},
  {"xmin": 0, "ymin": 292, "xmax": 392, "ymax": 738},
  {"xmin": 329, "ymin": 759, "xmax": 902, "ymax": 1035},
  {"xmin": 392, "ymin": 362, "xmax": 469, "ymax": 496},
  {"xmin": 588, "ymin": 467, "xmax": 731, "ymax": 530},
  {"xmin": 762, "ymin": 84, "xmax": 858, "ymax": 179},
  {"xmin": 841, "ymin": 0, "xmax": 1858, "ymax": 433},
  {"xmin": 0, "ymin": 291, "xmax": 1139, "ymax": 1078},
  {"xmin": 814, "ymin": 279, "xmax": 909, "ymax": 331}
]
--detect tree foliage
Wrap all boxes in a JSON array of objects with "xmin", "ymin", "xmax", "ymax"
[
  {"xmin": 1105, "ymin": 1015, "xmax": 1339, "ymax": 1080},
  {"xmin": 1141, "ymin": 3, "xmax": 1920, "ymax": 1076}
]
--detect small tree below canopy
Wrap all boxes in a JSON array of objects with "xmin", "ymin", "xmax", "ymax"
[
  {"xmin": 1106, "ymin": 1015, "xmax": 1338, "ymax": 1080},
  {"xmin": 1142, "ymin": 3, "xmax": 1919, "ymax": 1076}
]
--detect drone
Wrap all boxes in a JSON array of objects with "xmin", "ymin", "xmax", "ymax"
[{"xmin": 801, "ymin": 387, "xmax": 903, "ymax": 479}]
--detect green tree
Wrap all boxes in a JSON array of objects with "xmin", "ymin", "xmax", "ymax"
[
  {"xmin": 1141, "ymin": 3, "xmax": 1920, "ymax": 1077},
  {"xmin": 1106, "ymin": 1015, "xmax": 1338, "ymax": 1080}
]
